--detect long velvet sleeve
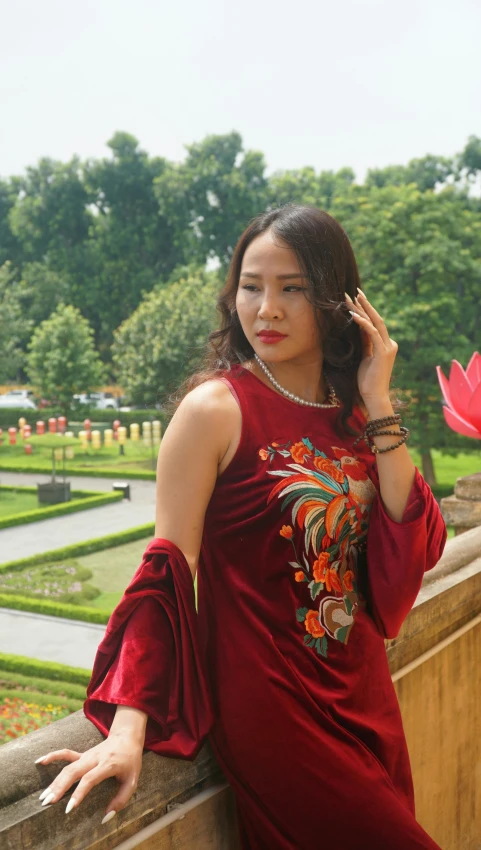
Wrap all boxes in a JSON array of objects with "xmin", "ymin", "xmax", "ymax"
[
  {"xmin": 83, "ymin": 538, "xmax": 214, "ymax": 760},
  {"xmin": 365, "ymin": 465, "xmax": 448, "ymax": 640}
]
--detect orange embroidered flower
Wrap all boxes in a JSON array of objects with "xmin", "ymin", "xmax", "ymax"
[
  {"xmin": 313, "ymin": 455, "xmax": 345, "ymax": 483},
  {"xmin": 258, "ymin": 448, "xmax": 269, "ymax": 460},
  {"xmin": 327, "ymin": 568, "xmax": 342, "ymax": 593},
  {"xmin": 280, "ymin": 525, "xmax": 293, "ymax": 539},
  {"xmin": 312, "ymin": 552, "xmax": 330, "ymax": 582},
  {"xmin": 290, "ymin": 441, "xmax": 312, "ymax": 464},
  {"xmin": 294, "ymin": 571, "xmax": 305, "ymax": 582},
  {"xmin": 343, "ymin": 569, "xmax": 354, "ymax": 592},
  {"xmin": 271, "ymin": 441, "xmax": 279, "ymax": 447},
  {"xmin": 305, "ymin": 609, "xmax": 325, "ymax": 638}
]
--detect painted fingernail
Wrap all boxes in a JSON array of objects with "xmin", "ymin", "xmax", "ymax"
[
  {"xmin": 42, "ymin": 792, "xmax": 55, "ymax": 807},
  {"xmin": 35, "ymin": 754, "xmax": 49, "ymax": 764},
  {"xmin": 39, "ymin": 787, "xmax": 52, "ymax": 801},
  {"xmin": 65, "ymin": 797, "xmax": 77, "ymax": 815},
  {"xmin": 344, "ymin": 291, "xmax": 353, "ymax": 301},
  {"xmin": 101, "ymin": 810, "xmax": 117, "ymax": 825},
  {"xmin": 348, "ymin": 310, "xmax": 357, "ymax": 316},
  {"xmin": 357, "ymin": 287, "xmax": 367, "ymax": 297}
]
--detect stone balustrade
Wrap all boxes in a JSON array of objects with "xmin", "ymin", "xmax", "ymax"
[{"xmin": 1, "ymin": 524, "xmax": 480, "ymax": 849}]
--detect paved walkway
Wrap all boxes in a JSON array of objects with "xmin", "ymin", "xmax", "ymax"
[
  {"xmin": 0, "ymin": 472, "xmax": 156, "ymax": 564},
  {"xmin": 0, "ymin": 472, "xmax": 155, "ymax": 667},
  {"xmin": 0, "ymin": 607, "xmax": 104, "ymax": 668}
]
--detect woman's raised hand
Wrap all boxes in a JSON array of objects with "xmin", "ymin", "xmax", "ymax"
[{"xmin": 35, "ymin": 731, "xmax": 143, "ymax": 824}]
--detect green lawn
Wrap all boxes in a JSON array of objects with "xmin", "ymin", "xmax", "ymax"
[
  {"xmin": 78, "ymin": 537, "xmax": 152, "ymax": 609},
  {"xmin": 0, "ymin": 441, "xmax": 159, "ymax": 476},
  {"xmin": 0, "ymin": 489, "xmax": 38, "ymax": 518}
]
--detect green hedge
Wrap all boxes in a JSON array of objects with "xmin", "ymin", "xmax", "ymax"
[
  {"xmin": 0, "ymin": 462, "xmax": 156, "ymax": 480},
  {"xmin": 0, "ymin": 407, "xmax": 168, "ymax": 429},
  {"xmin": 0, "ymin": 488, "xmax": 124, "ymax": 530},
  {"xmin": 0, "ymin": 593, "xmax": 111, "ymax": 624},
  {"xmin": 0, "ymin": 670, "xmax": 88, "ymax": 701},
  {"xmin": 0, "ymin": 521, "xmax": 155, "ymax": 574},
  {"xmin": 0, "ymin": 651, "xmax": 91, "ymax": 685}
]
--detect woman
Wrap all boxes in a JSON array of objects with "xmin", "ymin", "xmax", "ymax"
[{"xmin": 34, "ymin": 205, "xmax": 447, "ymax": 849}]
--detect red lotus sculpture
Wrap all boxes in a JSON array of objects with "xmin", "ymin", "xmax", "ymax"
[{"xmin": 436, "ymin": 351, "xmax": 481, "ymax": 439}]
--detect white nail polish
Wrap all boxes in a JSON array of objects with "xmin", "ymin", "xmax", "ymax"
[
  {"xmin": 42, "ymin": 792, "xmax": 55, "ymax": 807},
  {"xmin": 35, "ymin": 755, "xmax": 48, "ymax": 764},
  {"xmin": 101, "ymin": 810, "xmax": 116, "ymax": 824},
  {"xmin": 65, "ymin": 797, "xmax": 77, "ymax": 815},
  {"xmin": 39, "ymin": 787, "xmax": 51, "ymax": 801}
]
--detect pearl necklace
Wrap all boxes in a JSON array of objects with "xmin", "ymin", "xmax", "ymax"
[{"xmin": 253, "ymin": 354, "xmax": 341, "ymax": 408}]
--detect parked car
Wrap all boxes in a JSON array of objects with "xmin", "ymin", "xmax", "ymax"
[
  {"xmin": 72, "ymin": 391, "xmax": 119, "ymax": 410},
  {"xmin": 0, "ymin": 390, "xmax": 37, "ymax": 410}
]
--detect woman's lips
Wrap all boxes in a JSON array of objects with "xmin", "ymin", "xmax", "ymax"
[{"xmin": 257, "ymin": 333, "xmax": 287, "ymax": 344}]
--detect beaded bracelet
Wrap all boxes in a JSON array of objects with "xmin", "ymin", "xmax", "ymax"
[
  {"xmin": 368, "ymin": 426, "xmax": 410, "ymax": 454},
  {"xmin": 353, "ymin": 413, "xmax": 410, "ymax": 454}
]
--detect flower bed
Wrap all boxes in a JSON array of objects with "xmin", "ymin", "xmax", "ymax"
[{"xmin": 0, "ymin": 697, "xmax": 73, "ymax": 744}]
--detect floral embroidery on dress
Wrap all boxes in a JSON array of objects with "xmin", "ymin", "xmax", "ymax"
[{"xmin": 259, "ymin": 436, "xmax": 377, "ymax": 658}]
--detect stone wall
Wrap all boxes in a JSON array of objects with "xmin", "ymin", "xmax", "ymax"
[{"xmin": 1, "ymin": 526, "xmax": 480, "ymax": 849}]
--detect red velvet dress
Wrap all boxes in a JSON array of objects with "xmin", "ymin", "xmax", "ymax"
[{"xmin": 84, "ymin": 364, "xmax": 448, "ymax": 849}]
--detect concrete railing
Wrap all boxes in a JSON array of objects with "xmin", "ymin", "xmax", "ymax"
[{"xmin": 1, "ymin": 526, "xmax": 480, "ymax": 850}]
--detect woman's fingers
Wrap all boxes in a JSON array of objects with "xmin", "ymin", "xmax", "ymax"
[
  {"xmin": 38, "ymin": 751, "xmax": 99, "ymax": 805},
  {"xmin": 35, "ymin": 749, "xmax": 82, "ymax": 765},
  {"xmin": 103, "ymin": 771, "xmax": 140, "ymax": 817},
  {"xmin": 63, "ymin": 763, "xmax": 122, "ymax": 814}
]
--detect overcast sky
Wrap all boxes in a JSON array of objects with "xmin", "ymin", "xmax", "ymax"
[{"xmin": 1, "ymin": 0, "xmax": 479, "ymax": 183}]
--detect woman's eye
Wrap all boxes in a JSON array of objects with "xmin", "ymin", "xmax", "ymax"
[{"xmin": 241, "ymin": 285, "xmax": 304, "ymax": 293}]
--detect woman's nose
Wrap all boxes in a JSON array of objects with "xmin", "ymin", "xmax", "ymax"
[{"xmin": 258, "ymin": 293, "xmax": 282, "ymax": 319}]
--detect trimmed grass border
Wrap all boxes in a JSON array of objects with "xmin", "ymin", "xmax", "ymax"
[
  {"xmin": 0, "ymin": 486, "xmax": 124, "ymax": 530},
  {"xmin": 0, "ymin": 522, "xmax": 155, "ymax": 573},
  {"xmin": 0, "ymin": 462, "xmax": 156, "ymax": 480},
  {"xmin": 0, "ymin": 669, "xmax": 87, "ymax": 701},
  {"xmin": 0, "ymin": 651, "xmax": 91, "ymax": 685},
  {"xmin": 0, "ymin": 522, "xmax": 155, "ymax": 623},
  {"xmin": 0, "ymin": 593, "xmax": 110, "ymax": 624}
]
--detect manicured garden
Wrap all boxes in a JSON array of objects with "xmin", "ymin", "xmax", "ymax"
[
  {"xmin": 0, "ymin": 485, "xmax": 124, "ymax": 530},
  {"xmin": 0, "ymin": 652, "xmax": 89, "ymax": 745},
  {"xmin": 0, "ymin": 441, "xmax": 159, "ymax": 479}
]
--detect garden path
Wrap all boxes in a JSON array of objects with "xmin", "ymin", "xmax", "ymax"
[
  {"xmin": 0, "ymin": 472, "xmax": 156, "ymax": 565},
  {"xmin": 0, "ymin": 606, "xmax": 104, "ymax": 668}
]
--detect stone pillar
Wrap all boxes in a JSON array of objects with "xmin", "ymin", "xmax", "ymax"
[{"xmin": 440, "ymin": 471, "xmax": 481, "ymax": 535}]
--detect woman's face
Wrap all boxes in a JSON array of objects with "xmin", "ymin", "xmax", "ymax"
[{"xmin": 235, "ymin": 229, "xmax": 322, "ymax": 365}]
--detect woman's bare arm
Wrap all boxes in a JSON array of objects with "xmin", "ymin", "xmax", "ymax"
[
  {"xmin": 35, "ymin": 379, "xmax": 238, "ymax": 820},
  {"xmin": 154, "ymin": 379, "xmax": 239, "ymax": 579}
]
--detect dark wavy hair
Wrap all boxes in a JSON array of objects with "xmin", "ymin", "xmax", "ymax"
[{"xmin": 166, "ymin": 203, "xmax": 402, "ymax": 437}]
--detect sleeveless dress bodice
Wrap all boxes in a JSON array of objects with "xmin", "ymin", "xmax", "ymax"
[
  {"xmin": 194, "ymin": 363, "xmax": 447, "ymax": 849},
  {"xmin": 84, "ymin": 361, "xmax": 447, "ymax": 850}
]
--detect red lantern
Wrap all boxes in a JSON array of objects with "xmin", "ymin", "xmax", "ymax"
[
  {"xmin": 112, "ymin": 419, "xmax": 120, "ymax": 440},
  {"xmin": 36, "ymin": 420, "xmax": 45, "ymax": 435},
  {"xmin": 48, "ymin": 417, "xmax": 57, "ymax": 434},
  {"xmin": 58, "ymin": 415, "xmax": 67, "ymax": 433},
  {"xmin": 23, "ymin": 425, "xmax": 32, "ymax": 439},
  {"xmin": 8, "ymin": 427, "xmax": 17, "ymax": 445},
  {"xmin": 25, "ymin": 444, "xmax": 32, "ymax": 455}
]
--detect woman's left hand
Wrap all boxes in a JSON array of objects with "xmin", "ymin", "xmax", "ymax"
[{"xmin": 344, "ymin": 288, "xmax": 398, "ymax": 403}]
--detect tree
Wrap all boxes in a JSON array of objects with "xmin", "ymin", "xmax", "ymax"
[
  {"xmin": 81, "ymin": 132, "xmax": 182, "ymax": 354},
  {"xmin": 26, "ymin": 304, "xmax": 105, "ymax": 413},
  {"xmin": 111, "ymin": 265, "xmax": 220, "ymax": 406},
  {"xmin": 8, "ymin": 156, "xmax": 92, "ymax": 268},
  {"xmin": 0, "ymin": 263, "xmax": 33, "ymax": 382},
  {"xmin": 267, "ymin": 166, "xmax": 355, "ymax": 211},
  {"xmin": 331, "ymin": 183, "xmax": 481, "ymax": 484},
  {"xmin": 154, "ymin": 131, "xmax": 269, "ymax": 270}
]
